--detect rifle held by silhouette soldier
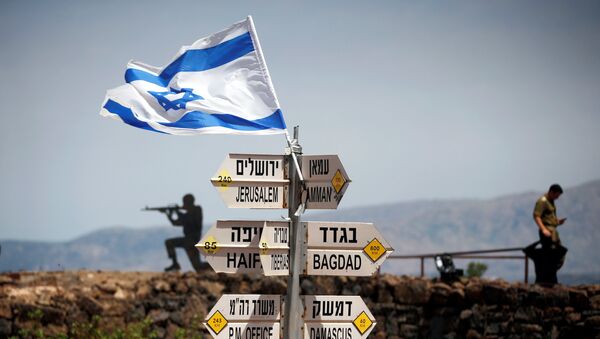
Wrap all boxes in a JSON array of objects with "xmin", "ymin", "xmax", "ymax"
[{"xmin": 141, "ymin": 204, "xmax": 183, "ymax": 214}]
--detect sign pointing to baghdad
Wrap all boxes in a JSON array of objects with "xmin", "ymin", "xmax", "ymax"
[
  {"xmin": 303, "ymin": 221, "xmax": 394, "ymax": 276},
  {"xmin": 211, "ymin": 154, "xmax": 289, "ymax": 209},
  {"xmin": 204, "ymin": 294, "xmax": 282, "ymax": 339},
  {"xmin": 196, "ymin": 220, "xmax": 290, "ymax": 275}
]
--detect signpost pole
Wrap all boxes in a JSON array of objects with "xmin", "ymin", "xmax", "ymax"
[{"xmin": 284, "ymin": 126, "xmax": 303, "ymax": 339}]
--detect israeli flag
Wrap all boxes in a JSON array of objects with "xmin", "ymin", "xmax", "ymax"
[{"xmin": 100, "ymin": 16, "xmax": 286, "ymax": 135}]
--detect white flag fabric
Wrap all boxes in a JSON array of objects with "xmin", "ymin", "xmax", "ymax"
[{"xmin": 100, "ymin": 16, "xmax": 286, "ymax": 135}]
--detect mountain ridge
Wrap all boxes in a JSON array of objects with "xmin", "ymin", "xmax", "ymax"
[{"xmin": 1, "ymin": 179, "xmax": 598, "ymax": 283}]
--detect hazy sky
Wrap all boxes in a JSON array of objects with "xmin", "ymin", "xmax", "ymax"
[{"xmin": 1, "ymin": 1, "xmax": 599, "ymax": 241}]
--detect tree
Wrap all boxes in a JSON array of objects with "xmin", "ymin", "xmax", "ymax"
[{"xmin": 466, "ymin": 262, "xmax": 488, "ymax": 278}]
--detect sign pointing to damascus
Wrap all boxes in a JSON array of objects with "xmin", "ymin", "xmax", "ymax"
[{"xmin": 303, "ymin": 295, "xmax": 377, "ymax": 338}]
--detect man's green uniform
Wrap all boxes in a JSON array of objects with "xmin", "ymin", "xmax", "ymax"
[
  {"xmin": 533, "ymin": 195, "xmax": 566, "ymax": 272},
  {"xmin": 533, "ymin": 195, "xmax": 561, "ymax": 246}
]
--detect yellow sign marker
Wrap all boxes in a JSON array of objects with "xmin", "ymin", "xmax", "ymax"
[
  {"xmin": 353, "ymin": 311, "xmax": 373, "ymax": 335},
  {"xmin": 259, "ymin": 241, "xmax": 269, "ymax": 255},
  {"xmin": 206, "ymin": 310, "xmax": 228, "ymax": 335},
  {"xmin": 363, "ymin": 238, "xmax": 386, "ymax": 262},
  {"xmin": 200, "ymin": 235, "xmax": 219, "ymax": 255},
  {"xmin": 331, "ymin": 169, "xmax": 346, "ymax": 193},
  {"xmin": 214, "ymin": 170, "xmax": 233, "ymax": 191}
]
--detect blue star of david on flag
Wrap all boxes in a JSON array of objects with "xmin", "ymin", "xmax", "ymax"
[{"xmin": 148, "ymin": 87, "xmax": 203, "ymax": 111}]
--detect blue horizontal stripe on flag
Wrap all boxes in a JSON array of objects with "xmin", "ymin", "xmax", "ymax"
[
  {"xmin": 103, "ymin": 99, "xmax": 286, "ymax": 133},
  {"xmin": 159, "ymin": 109, "xmax": 286, "ymax": 131},
  {"xmin": 125, "ymin": 32, "xmax": 254, "ymax": 87},
  {"xmin": 125, "ymin": 69, "xmax": 169, "ymax": 87},
  {"xmin": 103, "ymin": 100, "xmax": 165, "ymax": 134}
]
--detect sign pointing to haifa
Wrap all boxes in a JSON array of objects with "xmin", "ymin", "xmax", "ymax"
[
  {"xmin": 211, "ymin": 154, "xmax": 289, "ymax": 209},
  {"xmin": 204, "ymin": 294, "xmax": 282, "ymax": 339},
  {"xmin": 196, "ymin": 220, "xmax": 290, "ymax": 276},
  {"xmin": 304, "ymin": 221, "xmax": 394, "ymax": 276},
  {"xmin": 302, "ymin": 295, "xmax": 376, "ymax": 338}
]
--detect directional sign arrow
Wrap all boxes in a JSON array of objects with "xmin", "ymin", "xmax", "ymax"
[
  {"xmin": 211, "ymin": 154, "xmax": 289, "ymax": 209},
  {"xmin": 301, "ymin": 155, "xmax": 351, "ymax": 210},
  {"xmin": 196, "ymin": 220, "xmax": 290, "ymax": 275},
  {"xmin": 204, "ymin": 294, "xmax": 282, "ymax": 339},
  {"xmin": 303, "ymin": 221, "xmax": 394, "ymax": 276},
  {"xmin": 259, "ymin": 220, "xmax": 291, "ymax": 276},
  {"xmin": 302, "ymin": 295, "xmax": 376, "ymax": 338}
]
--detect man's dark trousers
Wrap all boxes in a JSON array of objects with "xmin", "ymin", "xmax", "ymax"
[{"xmin": 165, "ymin": 237, "xmax": 202, "ymax": 272}]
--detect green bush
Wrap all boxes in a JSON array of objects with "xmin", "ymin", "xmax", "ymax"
[
  {"xmin": 466, "ymin": 262, "xmax": 488, "ymax": 278},
  {"xmin": 9, "ymin": 307, "xmax": 206, "ymax": 338}
]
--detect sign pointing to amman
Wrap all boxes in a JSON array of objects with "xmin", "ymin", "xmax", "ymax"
[{"xmin": 301, "ymin": 155, "xmax": 351, "ymax": 209}]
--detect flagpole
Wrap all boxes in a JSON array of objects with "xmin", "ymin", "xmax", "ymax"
[
  {"xmin": 284, "ymin": 126, "xmax": 304, "ymax": 339},
  {"xmin": 285, "ymin": 129, "xmax": 305, "ymax": 183}
]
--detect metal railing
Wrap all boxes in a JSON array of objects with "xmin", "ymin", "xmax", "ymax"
[{"xmin": 384, "ymin": 247, "xmax": 529, "ymax": 283}]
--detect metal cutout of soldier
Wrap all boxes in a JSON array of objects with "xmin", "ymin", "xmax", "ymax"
[
  {"xmin": 143, "ymin": 193, "xmax": 204, "ymax": 272},
  {"xmin": 524, "ymin": 184, "xmax": 568, "ymax": 285}
]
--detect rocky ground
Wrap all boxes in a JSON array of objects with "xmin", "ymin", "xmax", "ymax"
[{"xmin": 0, "ymin": 269, "xmax": 599, "ymax": 338}]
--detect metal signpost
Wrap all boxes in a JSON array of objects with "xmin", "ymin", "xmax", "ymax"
[{"xmin": 201, "ymin": 126, "xmax": 393, "ymax": 338}]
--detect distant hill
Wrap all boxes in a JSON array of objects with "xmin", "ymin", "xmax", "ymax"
[
  {"xmin": 1, "ymin": 180, "xmax": 598, "ymax": 283},
  {"xmin": 0, "ymin": 226, "xmax": 198, "ymax": 272}
]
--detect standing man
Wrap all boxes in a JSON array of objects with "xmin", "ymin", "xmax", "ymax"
[
  {"xmin": 534, "ymin": 184, "xmax": 567, "ymax": 252},
  {"xmin": 164, "ymin": 194, "xmax": 203, "ymax": 272},
  {"xmin": 531, "ymin": 184, "xmax": 567, "ymax": 284}
]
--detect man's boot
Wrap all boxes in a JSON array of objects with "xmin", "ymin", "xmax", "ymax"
[{"xmin": 164, "ymin": 262, "xmax": 181, "ymax": 272}]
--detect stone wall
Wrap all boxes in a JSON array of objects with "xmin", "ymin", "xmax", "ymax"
[{"xmin": 0, "ymin": 270, "xmax": 599, "ymax": 338}]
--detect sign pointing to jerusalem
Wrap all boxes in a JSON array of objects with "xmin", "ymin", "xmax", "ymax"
[
  {"xmin": 204, "ymin": 294, "xmax": 282, "ymax": 339},
  {"xmin": 302, "ymin": 295, "xmax": 376, "ymax": 338},
  {"xmin": 303, "ymin": 221, "xmax": 394, "ymax": 276},
  {"xmin": 301, "ymin": 155, "xmax": 351, "ymax": 209},
  {"xmin": 196, "ymin": 220, "xmax": 290, "ymax": 275},
  {"xmin": 211, "ymin": 154, "xmax": 289, "ymax": 209}
]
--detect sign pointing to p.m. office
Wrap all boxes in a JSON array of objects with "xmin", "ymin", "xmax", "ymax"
[{"xmin": 204, "ymin": 294, "xmax": 282, "ymax": 339}]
